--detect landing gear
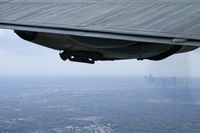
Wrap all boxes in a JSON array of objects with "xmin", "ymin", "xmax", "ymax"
[{"xmin": 59, "ymin": 50, "xmax": 102, "ymax": 64}]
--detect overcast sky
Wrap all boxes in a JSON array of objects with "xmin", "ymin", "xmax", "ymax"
[{"xmin": 0, "ymin": 29, "xmax": 200, "ymax": 77}]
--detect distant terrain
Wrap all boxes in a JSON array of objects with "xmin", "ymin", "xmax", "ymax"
[{"xmin": 0, "ymin": 76, "xmax": 200, "ymax": 133}]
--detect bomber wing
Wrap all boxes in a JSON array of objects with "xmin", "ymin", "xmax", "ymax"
[{"xmin": 0, "ymin": 0, "xmax": 200, "ymax": 63}]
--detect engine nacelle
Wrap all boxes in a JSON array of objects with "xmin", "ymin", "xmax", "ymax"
[
  {"xmin": 15, "ymin": 30, "xmax": 37, "ymax": 41},
  {"xmin": 67, "ymin": 35, "xmax": 136, "ymax": 49},
  {"xmin": 14, "ymin": 31, "xmax": 199, "ymax": 63},
  {"xmin": 14, "ymin": 30, "xmax": 74, "ymax": 50}
]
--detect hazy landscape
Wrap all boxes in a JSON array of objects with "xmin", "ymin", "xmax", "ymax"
[{"xmin": 0, "ymin": 76, "xmax": 200, "ymax": 133}]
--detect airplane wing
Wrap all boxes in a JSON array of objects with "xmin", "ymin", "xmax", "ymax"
[{"xmin": 0, "ymin": 0, "xmax": 200, "ymax": 64}]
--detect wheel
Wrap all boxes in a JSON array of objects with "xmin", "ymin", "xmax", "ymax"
[{"xmin": 59, "ymin": 52, "xmax": 68, "ymax": 61}]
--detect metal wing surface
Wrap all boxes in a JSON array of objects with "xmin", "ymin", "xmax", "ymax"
[{"xmin": 0, "ymin": 0, "xmax": 200, "ymax": 46}]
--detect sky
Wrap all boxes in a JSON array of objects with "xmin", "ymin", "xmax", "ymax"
[{"xmin": 0, "ymin": 29, "xmax": 200, "ymax": 77}]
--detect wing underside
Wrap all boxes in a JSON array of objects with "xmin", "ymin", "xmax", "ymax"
[{"xmin": 0, "ymin": 0, "xmax": 200, "ymax": 47}]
